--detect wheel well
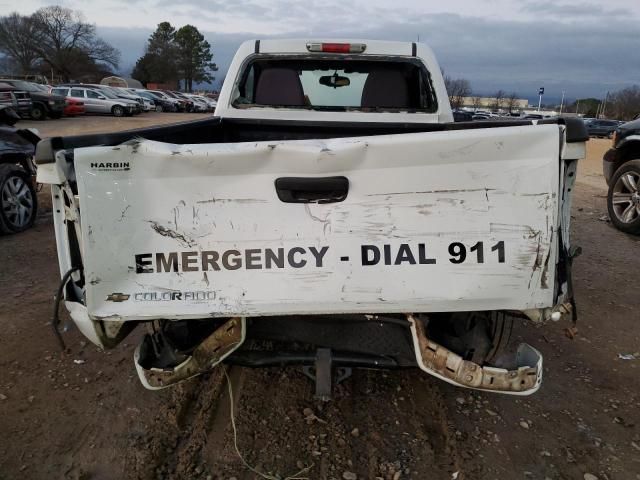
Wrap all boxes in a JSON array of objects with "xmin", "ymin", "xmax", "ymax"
[{"xmin": 618, "ymin": 140, "xmax": 640, "ymax": 167}]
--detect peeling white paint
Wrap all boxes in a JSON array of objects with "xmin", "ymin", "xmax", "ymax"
[{"xmin": 72, "ymin": 125, "xmax": 563, "ymax": 321}]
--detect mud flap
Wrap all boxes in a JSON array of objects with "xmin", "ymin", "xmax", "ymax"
[
  {"xmin": 408, "ymin": 314, "xmax": 542, "ymax": 395},
  {"xmin": 134, "ymin": 317, "xmax": 246, "ymax": 390}
]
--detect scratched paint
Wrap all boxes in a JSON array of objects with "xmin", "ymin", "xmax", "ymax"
[{"xmin": 71, "ymin": 124, "xmax": 563, "ymax": 322}]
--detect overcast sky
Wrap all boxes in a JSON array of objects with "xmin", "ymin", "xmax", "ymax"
[{"xmin": 4, "ymin": 0, "xmax": 639, "ymax": 101}]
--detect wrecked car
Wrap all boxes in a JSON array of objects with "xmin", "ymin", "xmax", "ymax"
[
  {"xmin": 0, "ymin": 105, "xmax": 39, "ymax": 234},
  {"xmin": 36, "ymin": 40, "xmax": 587, "ymax": 396}
]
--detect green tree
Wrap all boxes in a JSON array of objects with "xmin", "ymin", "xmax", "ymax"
[
  {"xmin": 146, "ymin": 22, "xmax": 178, "ymax": 82},
  {"xmin": 571, "ymin": 98, "xmax": 600, "ymax": 117},
  {"xmin": 132, "ymin": 22, "xmax": 179, "ymax": 85},
  {"xmin": 174, "ymin": 25, "xmax": 216, "ymax": 92},
  {"xmin": 131, "ymin": 53, "xmax": 158, "ymax": 86}
]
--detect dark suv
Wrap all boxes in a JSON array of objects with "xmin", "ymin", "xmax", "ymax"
[
  {"xmin": 0, "ymin": 79, "xmax": 65, "ymax": 120},
  {"xmin": 586, "ymin": 119, "xmax": 620, "ymax": 138},
  {"xmin": 0, "ymin": 83, "xmax": 32, "ymax": 117},
  {"xmin": 602, "ymin": 118, "xmax": 640, "ymax": 234}
]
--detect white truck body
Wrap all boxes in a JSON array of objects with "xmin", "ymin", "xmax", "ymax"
[
  {"xmin": 37, "ymin": 40, "xmax": 587, "ymax": 395},
  {"xmin": 78, "ymin": 126, "xmax": 560, "ymax": 319}
]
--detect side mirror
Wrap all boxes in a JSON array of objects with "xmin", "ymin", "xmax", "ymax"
[
  {"xmin": 97, "ymin": 95, "xmax": 106, "ymax": 100},
  {"xmin": 0, "ymin": 106, "xmax": 20, "ymax": 126}
]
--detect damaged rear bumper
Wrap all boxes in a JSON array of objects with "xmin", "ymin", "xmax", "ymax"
[
  {"xmin": 132, "ymin": 313, "xmax": 542, "ymax": 395},
  {"xmin": 134, "ymin": 317, "xmax": 245, "ymax": 390},
  {"xmin": 408, "ymin": 314, "xmax": 542, "ymax": 395}
]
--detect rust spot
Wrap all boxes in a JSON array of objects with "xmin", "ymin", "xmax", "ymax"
[
  {"xmin": 139, "ymin": 317, "xmax": 243, "ymax": 389},
  {"xmin": 410, "ymin": 314, "xmax": 539, "ymax": 393}
]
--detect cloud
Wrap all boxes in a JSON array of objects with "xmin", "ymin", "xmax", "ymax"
[
  {"xmin": 519, "ymin": 1, "xmax": 630, "ymax": 18},
  {"xmin": 96, "ymin": 8, "xmax": 640, "ymax": 102}
]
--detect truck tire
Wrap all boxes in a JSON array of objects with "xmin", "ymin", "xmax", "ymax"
[
  {"xmin": 112, "ymin": 105, "xmax": 125, "ymax": 117},
  {"xmin": 30, "ymin": 104, "xmax": 46, "ymax": 121},
  {"xmin": 426, "ymin": 310, "xmax": 513, "ymax": 366},
  {"xmin": 607, "ymin": 159, "xmax": 640, "ymax": 234},
  {"xmin": 0, "ymin": 164, "xmax": 38, "ymax": 234}
]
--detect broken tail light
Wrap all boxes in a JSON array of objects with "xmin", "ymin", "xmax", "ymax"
[{"xmin": 306, "ymin": 42, "xmax": 367, "ymax": 54}]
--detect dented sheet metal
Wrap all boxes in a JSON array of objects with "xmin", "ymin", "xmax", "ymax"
[
  {"xmin": 134, "ymin": 317, "xmax": 245, "ymax": 389},
  {"xmin": 408, "ymin": 315, "xmax": 542, "ymax": 394},
  {"xmin": 74, "ymin": 125, "xmax": 561, "ymax": 321}
]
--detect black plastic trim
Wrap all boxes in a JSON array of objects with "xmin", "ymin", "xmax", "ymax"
[
  {"xmin": 557, "ymin": 117, "xmax": 589, "ymax": 143},
  {"xmin": 275, "ymin": 176, "xmax": 349, "ymax": 203},
  {"xmin": 35, "ymin": 115, "xmax": 589, "ymax": 165},
  {"xmin": 226, "ymin": 350, "xmax": 404, "ymax": 368}
]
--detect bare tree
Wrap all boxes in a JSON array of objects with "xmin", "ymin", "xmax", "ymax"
[
  {"xmin": 608, "ymin": 86, "xmax": 640, "ymax": 121},
  {"xmin": 492, "ymin": 90, "xmax": 505, "ymax": 111},
  {"xmin": 506, "ymin": 92, "xmax": 519, "ymax": 113},
  {"xmin": 31, "ymin": 6, "xmax": 119, "ymax": 80},
  {"xmin": 0, "ymin": 13, "xmax": 40, "ymax": 73},
  {"xmin": 444, "ymin": 74, "xmax": 472, "ymax": 109},
  {"xmin": 471, "ymin": 96, "xmax": 482, "ymax": 110}
]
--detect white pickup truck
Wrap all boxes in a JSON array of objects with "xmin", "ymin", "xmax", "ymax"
[{"xmin": 37, "ymin": 39, "xmax": 587, "ymax": 396}]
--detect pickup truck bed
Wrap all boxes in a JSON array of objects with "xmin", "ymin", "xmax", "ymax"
[{"xmin": 37, "ymin": 115, "xmax": 586, "ymax": 395}]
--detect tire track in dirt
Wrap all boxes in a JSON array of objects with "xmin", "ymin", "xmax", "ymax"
[{"xmin": 124, "ymin": 365, "xmax": 460, "ymax": 480}]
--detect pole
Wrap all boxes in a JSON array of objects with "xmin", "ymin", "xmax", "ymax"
[
  {"xmin": 559, "ymin": 90, "xmax": 565, "ymax": 115},
  {"xmin": 601, "ymin": 91, "xmax": 609, "ymax": 118},
  {"xmin": 537, "ymin": 94, "xmax": 542, "ymax": 112}
]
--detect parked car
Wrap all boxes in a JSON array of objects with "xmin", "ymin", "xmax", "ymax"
[
  {"xmin": 602, "ymin": 118, "xmax": 640, "ymax": 234},
  {"xmin": 184, "ymin": 93, "xmax": 216, "ymax": 112},
  {"xmin": 126, "ymin": 91, "xmax": 155, "ymax": 112},
  {"xmin": 144, "ymin": 90, "xmax": 181, "ymax": 111},
  {"xmin": 0, "ymin": 79, "xmax": 65, "ymax": 120},
  {"xmin": 107, "ymin": 86, "xmax": 147, "ymax": 112},
  {"xmin": 63, "ymin": 98, "xmax": 85, "ymax": 117},
  {"xmin": 452, "ymin": 110, "xmax": 472, "ymax": 122},
  {"xmin": 0, "ymin": 106, "xmax": 39, "ymax": 234},
  {"xmin": 586, "ymin": 119, "xmax": 619, "ymax": 138},
  {"xmin": 51, "ymin": 87, "xmax": 136, "ymax": 117},
  {"xmin": 130, "ymin": 89, "xmax": 176, "ymax": 112},
  {"xmin": 59, "ymin": 84, "xmax": 143, "ymax": 114},
  {"xmin": 37, "ymin": 39, "xmax": 588, "ymax": 397},
  {"xmin": 161, "ymin": 90, "xmax": 194, "ymax": 112},
  {"xmin": 182, "ymin": 94, "xmax": 208, "ymax": 112},
  {"xmin": 0, "ymin": 83, "xmax": 32, "ymax": 118}
]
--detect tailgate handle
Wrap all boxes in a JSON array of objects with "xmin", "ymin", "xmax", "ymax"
[{"xmin": 275, "ymin": 176, "xmax": 349, "ymax": 204}]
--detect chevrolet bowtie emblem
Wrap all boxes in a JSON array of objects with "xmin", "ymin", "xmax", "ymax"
[{"xmin": 106, "ymin": 292, "xmax": 130, "ymax": 302}]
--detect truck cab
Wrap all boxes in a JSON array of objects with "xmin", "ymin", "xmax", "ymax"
[{"xmin": 216, "ymin": 39, "xmax": 452, "ymax": 123}]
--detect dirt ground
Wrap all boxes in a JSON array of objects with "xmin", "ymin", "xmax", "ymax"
[{"xmin": 1, "ymin": 116, "xmax": 639, "ymax": 480}]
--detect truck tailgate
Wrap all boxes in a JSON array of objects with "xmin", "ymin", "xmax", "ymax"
[{"xmin": 74, "ymin": 125, "xmax": 560, "ymax": 321}]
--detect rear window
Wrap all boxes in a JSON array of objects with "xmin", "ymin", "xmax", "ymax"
[{"xmin": 232, "ymin": 57, "xmax": 437, "ymax": 112}]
